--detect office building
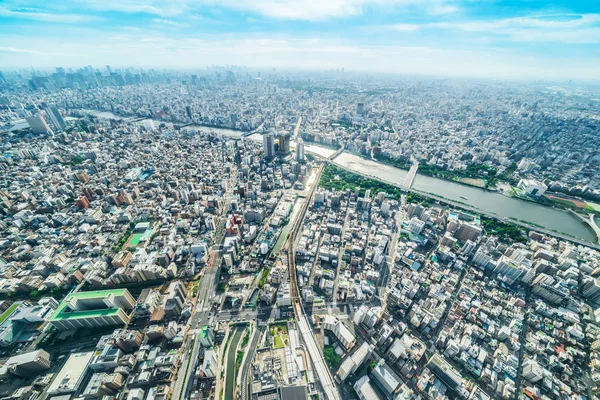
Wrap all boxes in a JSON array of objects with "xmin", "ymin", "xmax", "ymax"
[
  {"xmin": 0, "ymin": 350, "xmax": 51, "ymax": 378},
  {"xmin": 371, "ymin": 359, "xmax": 401, "ymax": 396},
  {"xmin": 408, "ymin": 218, "xmax": 425, "ymax": 234},
  {"xmin": 26, "ymin": 113, "xmax": 52, "ymax": 134},
  {"xmin": 142, "ymin": 119, "xmax": 155, "ymax": 131},
  {"xmin": 134, "ymin": 288, "xmax": 161, "ymax": 319},
  {"xmin": 45, "ymin": 104, "xmax": 67, "ymax": 131},
  {"xmin": 279, "ymin": 385, "xmax": 308, "ymax": 400},
  {"xmin": 278, "ymin": 133, "xmax": 290, "ymax": 154},
  {"xmin": 82, "ymin": 372, "xmax": 124, "ymax": 398},
  {"xmin": 518, "ymin": 179, "xmax": 547, "ymax": 197},
  {"xmin": 47, "ymin": 352, "xmax": 94, "ymax": 395},
  {"xmin": 522, "ymin": 360, "xmax": 544, "ymax": 383},
  {"xmin": 427, "ymin": 354, "xmax": 464, "ymax": 391},
  {"xmin": 455, "ymin": 223, "xmax": 483, "ymax": 242},
  {"xmin": 354, "ymin": 375, "xmax": 379, "ymax": 400},
  {"xmin": 263, "ymin": 133, "xmax": 275, "ymax": 158},
  {"xmin": 198, "ymin": 349, "xmax": 217, "ymax": 378},
  {"xmin": 199, "ymin": 325, "xmax": 214, "ymax": 347},
  {"xmin": 75, "ymin": 195, "xmax": 91, "ymax": 209},
  {"xmin": 583, "ymin": 280, "xmax": 600, "ymax": 302},
  {"xmin": 49, "ymin": 289, "xmax": 135, "ymax": 330},
  {"xmin": 296, "ymin": 138, "xmax": 305, "ymax": 162},
  {"xmin": 113, "ymin": 329, "xmax": 143, "ymax": 352},
  {"xmin": 324, "ymin": 315, "xmax": 356, "ymax": 351},
  {"xmin": 337, "ymin": 342, "xmax": 373, "ymax": 381},
  {"xmin": 164, "ymin": 281, "xmax": 187, "ymax": 317},
  {"xmin": 357, "ymin": 102, "xmax": 365, "ymax": 115}
]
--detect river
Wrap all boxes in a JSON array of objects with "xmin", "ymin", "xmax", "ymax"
[
  {"xmin": 78, "ymin": 109, "xmax": 596, "ymax": 243},
  {"xmin": 334, "ymin": 153, "xmax": 596, "ymax": 242},
  {"xmin": 225, "ymin": 326, "xmax": 245, "ymax": 400}
]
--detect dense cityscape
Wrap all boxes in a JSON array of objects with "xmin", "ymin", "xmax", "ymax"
[{"xmin": 0, "ymin": 67, "xmax": 599, "ymax": 400}]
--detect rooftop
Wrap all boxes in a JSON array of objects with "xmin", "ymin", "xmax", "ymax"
[{"xmin": 49, "ymin": 289, "xmax": 130, "ymax": 322}]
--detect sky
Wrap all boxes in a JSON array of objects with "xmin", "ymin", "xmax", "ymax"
[{"xmin": 0, "ymin": 0, "xmax": 599, "ymax": 80}]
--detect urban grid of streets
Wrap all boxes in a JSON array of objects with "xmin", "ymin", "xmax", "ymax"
[{"xmin": 1, "ymin": 69, "xmax": 600, "ymax": 400}]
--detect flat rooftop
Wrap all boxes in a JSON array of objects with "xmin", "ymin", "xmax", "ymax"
[
  {"xmin": 49, "ymin": 289, "xmax": 130, "ymax": 322},
  {"xmin": 47, "ymin": 351, "xmax": 94, "ymax": 394}
]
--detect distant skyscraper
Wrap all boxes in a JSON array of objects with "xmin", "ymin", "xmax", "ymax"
[
  {"xmin": 45, "ymin": 105, "xmax": 67, "ymax": 131},
  {"xmin": 263, "ymin": 134, "xmax": 275, "ymax": 158},
  {"xmin": 142, "ymin": 120, "xmax": 155, "ymax": 131},
  {"xmin": 356, "ymin": 102, "xmax": 365, "ymax": 115},
  {"xmin": 278, "ymin": 133, "xmax": 290, "ymax": 154},
  {"xmin": 296, "ymin": 139, "xmax": 305, "ymax": 162},
  {"xmin": 185, "ymin": 105, "xmax": 192, "ymax": 119},
  {"xmin": 25, "ymin": 114, "xmax": 52, "ymax": 134}
]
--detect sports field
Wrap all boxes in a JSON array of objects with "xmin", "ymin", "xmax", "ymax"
[
  {"xmin": 129, "ymin": 233, "xmax": 144, "ymax": 246},
  {"xmin": 544, "ymin": 194, "xmax": 593, "ymax": 210}
]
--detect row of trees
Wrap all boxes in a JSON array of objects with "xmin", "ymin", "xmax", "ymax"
[{"xmin": 319, "ymin": 164, "xmax": 403, "ymax": 199}]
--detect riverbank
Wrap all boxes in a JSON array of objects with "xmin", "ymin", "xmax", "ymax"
[
  {"xmin": 370, "ymin": 153, "xmax": 505, "ymax": 192},
  {"xmin": 328, "ymin": 161, "xmax": 600, "ymax": 248},
  {"xmin": 333, "ymin": 152, "xmax": 598, "ymax": 243}
]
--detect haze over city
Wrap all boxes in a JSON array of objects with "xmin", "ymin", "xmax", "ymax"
[{"xmin": 1, "ymin": 0, "xmax": 600, "ymax": 79}]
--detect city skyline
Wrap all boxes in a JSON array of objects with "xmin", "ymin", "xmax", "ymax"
[{"xmin": 1, "ymin": 0, "xmax": 599, "ymax": 80}]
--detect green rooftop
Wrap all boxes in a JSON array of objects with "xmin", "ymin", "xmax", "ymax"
[
  {"xmin": 49, "ymin": 289, "xmax": 130, "ymax": 322},
  {"xmin": 200, "ymin": 325, "xmax": 210, "ymax": 338},
  {"xmin": 0, "ymin": 303, "xmax": 19, "ymax": 325}
]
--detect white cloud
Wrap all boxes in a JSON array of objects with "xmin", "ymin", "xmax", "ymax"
[
  {"xmin": 72, "ymin": 0, "xmax": 458, "ymax": 20},
  {"xmin": 152, "ymin": 18, "xmax": 190, "ymax": 28},
  {"xmin": 431, "ymin": 14, "xmax": 600, "ymax": 44},
  {"xmin": 386, "ymin": 23, "xmax": 421, "ymax": 32},
  {"xmin": 216, "ymin": 0, "xmax": 460, "ymax": 20},
  {"xmin": 0, "ymin": 6, "xmax": 102, "ymax": 23},
  {"xmin": 0, "ymin": 46, "xmax": 64, "ymax": 56},
  {"xmin": 428, "ymin": 4, "xmax": 458, "ymax": 15},
  {"xmin": 76, "ymin": 0, "xmax": 184, "ymax": 17}
]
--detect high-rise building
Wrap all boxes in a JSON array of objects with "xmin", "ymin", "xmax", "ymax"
[
  {"xmin": 356, "ymin": 102, "xmax": 365, "ymax": 115},
  {"xmin": 353, "ymin": 375, "xmax": 378, "ymax": 400},
  {"xmin": 582, "ymin": 279, "xmax": 600, "ymax": 302},
  {"xmin": 197, "ymin": 349, "xmax": 217, "ymax": 378},
  {"xmin": 25, "ymin": 114, "xmax": 52, "ymax": 134},
  {"xmin": 371, "ymin": 359, "xmax": 401, "ymax": 396},
  {"xmin": 185, "ymin": 105, "xmax": 192, "ymax": 119},
  {"xmin": 164, "ymin": 281, "xmax": 187, "ymax": 317},
  {"xmin": 1, "ymin": 350, "xmax": 51, "ymax": 378},
  {"xmin": 75, "ymin": 196, "xmax": 90, "ymax": 209},
  {"xmin": 427, "ymin": 354, "xmax": 464, "ymax": 391},
  {"xmin": 142, "ymin": 120, "xmax": 155, "ymax": 131},
  {"xmin": 263, "ymin": 133, "xmax": 275, "ymax": 158},
  {"xmin": 45, "ymin": 104, "xmax": 67, "ymax": 131},
  {"xmin": 48, "ymin": 289, "xmax": 135, "ymax": 330},
  {"xmin": 278, "ymin": 133, "xmax": 290, "ymax": 154},
  {"xmin": 455, "ymin": 223, "xmax": 483, "ymax": 242},
  {"xmin": 296, "ymin": 139, "xmax": 305, "ymax": 162},
  {"xmin": 522, "ymin": 360, "xmax": 544, "ymax": 383},
  {"xmin": 199, "ymin": 325, "xmax": 214, "ymax": 347},
  {"xmin": 337, "ymin": 342, "xmax": 373, "ymax": 381}
]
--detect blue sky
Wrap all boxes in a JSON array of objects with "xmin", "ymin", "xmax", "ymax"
[{"xmin": 0, "ymin": 0, "xmax": 599, "ymax": 80}]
